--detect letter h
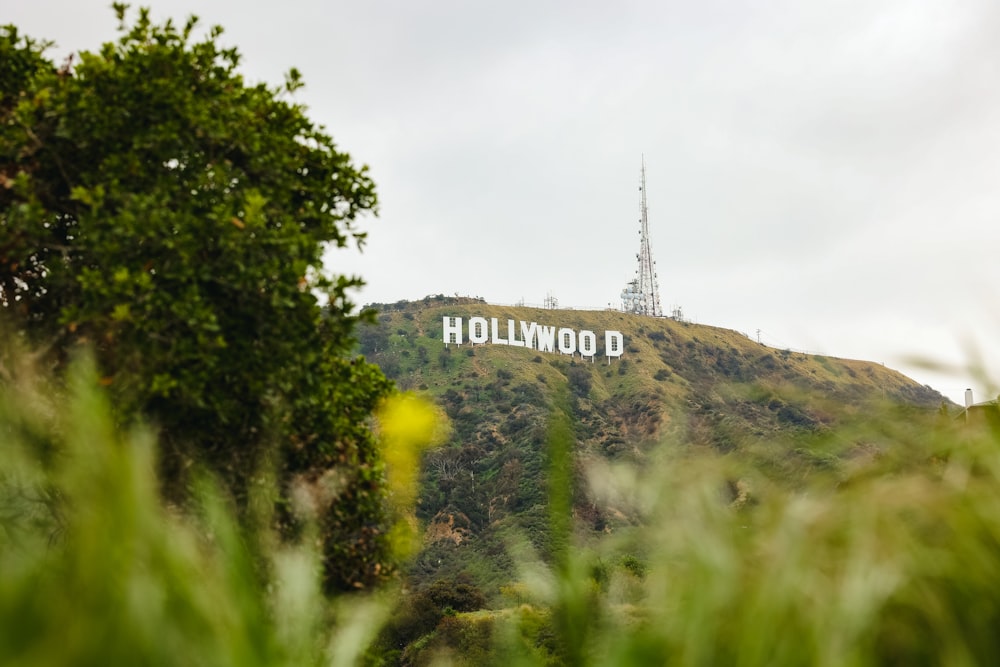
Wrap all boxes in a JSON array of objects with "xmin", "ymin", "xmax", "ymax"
[{"xmin": 443, "ymin": 316, "xmax": 463, "ymax": 345}]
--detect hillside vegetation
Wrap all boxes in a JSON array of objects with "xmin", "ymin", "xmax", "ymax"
[
  {"xmin": 6, "ymin": 297, "xmax": 996, "ymax": 667},
  {"xmin": 358, "ymin": 296, "xmax": 947, "ymax": 597}
]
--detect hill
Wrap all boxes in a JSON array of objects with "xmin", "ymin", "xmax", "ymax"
[{"xmin": 356, "ymin": 296, "xmax": 947, "ymax": 595}]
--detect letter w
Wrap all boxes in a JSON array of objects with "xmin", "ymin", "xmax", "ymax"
[{"xmin": 537, "ymin": 325, "xmax": 556, "ymax": 353}]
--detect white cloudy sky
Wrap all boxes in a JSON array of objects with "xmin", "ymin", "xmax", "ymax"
[{"xmin": 9, "ymin": 0, "xmax": 1000, "ymax": 403}]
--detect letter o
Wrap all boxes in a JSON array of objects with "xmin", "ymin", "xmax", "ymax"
[
  {"xmin": 558, "ymin": 328, "xmax": 576, "ymax": 355},
  {"xmin": 469, "ymin": 317, "xmax": 489, "ymax": 344}
]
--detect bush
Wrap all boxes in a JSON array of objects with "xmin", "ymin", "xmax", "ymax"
[
  {"xmin": 430, "ymin": 615, "xmax": 494, "ymax": 663},
  {"xmin": 567, "ymin": 365, "xmax": 592, "ymax": 398},
  {"xmin": 424, "ymin": 579, "xmax": 488, "ymax": 613},
  {"xmin": 376, "ymin": 578, "xmax": 487, "ymax": 656}
]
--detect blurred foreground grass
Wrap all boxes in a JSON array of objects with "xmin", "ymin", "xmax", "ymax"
[
  {"xmin": 576, "ymin": 424, "xmax": 1000, "ymax": 666},
  {"xmin": 4, "ymin": 351, "xmax": 1000, "ymax": 666},
  {"xmin": 0, "ymin": 352, "xmax": 410, "ymax": 666}
]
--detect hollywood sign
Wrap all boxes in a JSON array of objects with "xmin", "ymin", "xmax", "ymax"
[{"xmin": 443, "ymin": 316, "xmax": 624, "ymax": 361}]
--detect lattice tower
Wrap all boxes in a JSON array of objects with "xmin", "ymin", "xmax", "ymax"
[{"xmin": 621, "ymin": 157, "xmax": 662, "ymax": 316}]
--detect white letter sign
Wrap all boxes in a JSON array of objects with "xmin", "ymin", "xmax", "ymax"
[
  {"xmin": 443, "ymin": 316, "xmax": 463, "ymax": 345},
  {"xmin": 605, "ymin": 330, "xmax": 624, "ymax": 359},
  {"xmin": 558, "ymin": 328, "xmax": 576, "ymax": 355},
  {"xmin": 537, "ymin": 325, "xmax": 556, "ymax": 353},
  {"xmin": 469, "ymin": 317, "xmax": 489, "ymax": 344},
  {"xmin": 439, "ymin": 315, "xmax": 627, "ymax": 363},
  {"xmin": 579, "ymin": 330, "xmax": 597, "ymax": 358}
]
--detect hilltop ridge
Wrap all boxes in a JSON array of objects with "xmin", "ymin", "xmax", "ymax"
[
  {"xmin": 356, "ymin": 296, "xmax": 947, "ymax": 592},
  {"xmin": 362, "ymin": 295, "xmax": 944, "ymax": 409}
]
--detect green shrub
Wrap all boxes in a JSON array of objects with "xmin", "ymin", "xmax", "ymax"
[
  {"xmin": 375, "ymin": 577, "xmax": 487, "ymax": 659},
  {"xmin": 424, "ymin": 579, "xmax": 488, "ymax": 613},
  {"xmin": 567, "ymin": 365, "xmax": 592, "ymax": 398}
]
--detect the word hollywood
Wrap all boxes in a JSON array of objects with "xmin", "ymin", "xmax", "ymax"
[{"xmin": 442, "ymin": 316, "xmax": 625, "ymax": 361}]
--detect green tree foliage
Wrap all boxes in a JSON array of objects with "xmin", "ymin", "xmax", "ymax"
[{"xmin": 0, "ymin": 7, "xmax": 393, "ymax": 590}]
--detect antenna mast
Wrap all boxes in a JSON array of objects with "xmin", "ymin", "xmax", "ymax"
[{"xmin": 621, "ymin": 156, "xmax": 663, "ymax": 316}]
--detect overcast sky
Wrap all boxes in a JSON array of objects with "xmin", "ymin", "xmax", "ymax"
[{"xmin": 9, "ymin": 0, "xmax": 1000, "ymax": 403}]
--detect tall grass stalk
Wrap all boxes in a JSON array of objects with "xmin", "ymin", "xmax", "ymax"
[
  {"xmin": 543, "ymin": 396, "xmax": 1000, "ymax": 666},
  {"xmin": 0, "ymin": 352, "xmax": 384, "ymax": 666}
]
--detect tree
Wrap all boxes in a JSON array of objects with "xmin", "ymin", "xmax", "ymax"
[{"xmin": 0, "ymin": 6, "xmax": 392, "ymax": 591}]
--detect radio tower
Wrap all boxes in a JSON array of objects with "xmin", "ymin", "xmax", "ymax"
[{"xmin": 621, "ymin": 156, "xmax": 662, "ymax": 316}]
